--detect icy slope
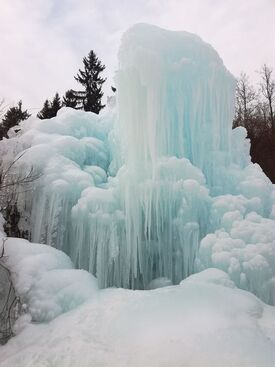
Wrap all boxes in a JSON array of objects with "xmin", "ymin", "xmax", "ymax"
[
  {"xmin": 1, "ymin": 215, "xmax": 274, "ymax": 366},
  {"xmin": 0, "ymin": 24, "xmax": 275, "ymax": 303},
  {"xmin": 0, "ymin": 267, "xmax": 274, "ymax": 367}
]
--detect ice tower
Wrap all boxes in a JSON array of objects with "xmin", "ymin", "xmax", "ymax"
[
  {"xmin": 116, "ymin": 24, "xmax": 235, "ymax": 177},
  {"xmin": 2, "ymin": 24, "xmax": 275, "ymax": 303},
  {"xmin": 71, "ymin": 24, "xmax": 237, "ymax": 288}
]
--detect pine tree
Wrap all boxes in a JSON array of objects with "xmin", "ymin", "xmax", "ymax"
[
  {"xmin": 37, "ymin": 99, "xmax": 51, "ymax": 119},
  {"xmin": 74, "ymin": 50, "xmax": 106, "ymax": 113},
  {"xmin": 51, "ymin": 93, "xmax": 62, "ymax": 116},
  {"xmin": 0, "ymin": 101, "xmax": 30, "ymax": 140},
  {"xmin": 63, "ymin": 90, "xmax": 78, "ymax": 108},
  {"xmin": 37, "ymin": 93, "xmax": 62, "ymax": 119}
]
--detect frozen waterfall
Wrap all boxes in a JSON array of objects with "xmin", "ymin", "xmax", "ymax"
[{"xmin": 1, "ymin": 24, "xmax": 275, "ymax": 303}]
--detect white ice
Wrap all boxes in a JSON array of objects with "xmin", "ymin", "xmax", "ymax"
[
  {"xmin": 0, "ymin": 24, "xmax": 274, "ymax": 306},
  {"xmin": 0, "ymin": 245, "xmax": 274, "ymax": 367},
  {"xmin": 0, "ymin": 237, "xmax": 97, "ymax": 322}
]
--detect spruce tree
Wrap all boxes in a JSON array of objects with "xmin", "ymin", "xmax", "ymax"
[
  {"xmin": 63, "ymin": 90, "xmax": 78, "ymax": 108},
  {"xmin": 51, "ymin": 93, "xmax": 62, "ymax": 116},
  {"xmin": 0, "ymin": 101, "xmax": 30, "ymax": 140},
  {"xmin": 37, "ymin": 93, "xmax": 62, "ymax": 119},
  {"xmin": 37, "ymin": 99, "xmax": 51, "ymax": 119},
  {"xmin": 74, "ymin": 50, "xmax": 106, "ymax": 113}
]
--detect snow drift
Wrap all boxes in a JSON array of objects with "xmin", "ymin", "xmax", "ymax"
[{"xmin": 1, "ymin": 256, "xmax": 275, "ymax": 367}]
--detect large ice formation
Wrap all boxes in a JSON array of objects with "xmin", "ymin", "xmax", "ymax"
[
  {"xmin": 1, "ymin": 262, "xmax": 275, "ymax": 367},
  {"xmin": 1, "ymin": 226, "xmax": 275, "ymax": 366},
  {"xmin": 1, "ymin": 24, "xmax": 275, "ymax": 304}
]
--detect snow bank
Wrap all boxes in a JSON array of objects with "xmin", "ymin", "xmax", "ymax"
[
  {"xmin": 0, "ymin": 237, "xmax": 98, "ymax": 322},
  {"xmin": 0, "ymin": 224, "xmax": 274, "ymax": 366},
  {"xmin": 0, "ymin": 268, "xmax": 274, "ymax": 367}
]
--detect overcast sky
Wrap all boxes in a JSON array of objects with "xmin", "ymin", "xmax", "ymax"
[{"xmin": 1, "ymin": 0, "xmax": 275, "ymax": 113}]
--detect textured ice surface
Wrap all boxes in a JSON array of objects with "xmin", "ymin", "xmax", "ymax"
[
  {"xmin": 0, "ymin": 266, "xmax": 274, "ymax": 367},
  {"xmin": 196, "ymin": 212, "xmax": 275, "ymax": 304},
  {"xmin": 0, "ymin": 24, "xmax": 275, "ymax": 303},
  {"xmin": 1, "ymin": 235, "xmax": 274, "ymax": 367},
  {"xmin": 0, "ymin": 237, "xmax": 98, "ymax": 322}
]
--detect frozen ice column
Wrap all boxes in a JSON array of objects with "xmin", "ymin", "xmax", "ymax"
[
  {"xmin": 116, "ymin": 24, "xmax": 236, "ymax": 181},
  {"xmin": 96, "ymin": 23, "xmax": 237, "ymax": 289}
]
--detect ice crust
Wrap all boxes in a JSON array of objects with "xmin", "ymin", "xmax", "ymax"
[
  {"xmin": 0, "ymin": 24, "xmax": 275, "ymax": 304},
  {"xmin": 0, "ymin": 264, "xmax": 275, "ymax": 367},
  {"xmin": 0, "ymin": 237, "xmax": 98, "ymax": 322},
  {"xmin": 1, "ymin": 227, "xmax": 274, "ymax": 366}
]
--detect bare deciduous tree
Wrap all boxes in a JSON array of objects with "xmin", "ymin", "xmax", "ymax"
[
  {"xmin": 235, "ymin": 73, "xmax": 256, "ymax": 126},
  {"xmin": 0, "ymin": 153, "xmax": 40, "ymax": 344},
  {"xmin": 0, "ymin": 239, "xmax": 24, "ymax": 344},
  {"xmin": 259, "ymin": 64, "xmax": 275, "ymax": 131},
  {"xmin": 233, "ymin": 67, "xmax": 275, "ymax": 183},
  {"xmin": 0, "ymin": 152, "xmax": 41, "ymax": 237}
]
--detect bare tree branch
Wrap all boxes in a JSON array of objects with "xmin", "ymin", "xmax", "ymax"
[
  {"xmin": 0, "ymin": 239, "xmax": 24, "ymax": 344},
  {"xmin": 259, "ymin": 64, "xmax": 275, "ymax": 131}
]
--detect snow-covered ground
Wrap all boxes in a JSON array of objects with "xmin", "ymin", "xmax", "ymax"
[{"xmin": 0, "ymin": 236, "xmax": 274, "ymax": 367}]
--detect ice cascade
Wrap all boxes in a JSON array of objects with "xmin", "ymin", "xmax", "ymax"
[{"xmin": 1, "ymin": 24, "xmax": 275, "ymax": 303}]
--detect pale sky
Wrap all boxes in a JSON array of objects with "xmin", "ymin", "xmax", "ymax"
[{"xmin": 0, "ymin": 0, "xmax": 275, "ymax": 114}]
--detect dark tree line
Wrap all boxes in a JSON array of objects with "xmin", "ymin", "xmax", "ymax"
[
  {"xmin": 0, "ymin": 49, "xmax": 107, "ymax": 130},
  {"xmin": 233, "ymin": 64, "xmax": 275, "ymax": 182},
  {"xmin": 37, "ymin": 50, "xmax": 106, "ymax": 119},
  {"xmin": 37, "ymin": 93, "xmax": 62, "ymax": 119}
]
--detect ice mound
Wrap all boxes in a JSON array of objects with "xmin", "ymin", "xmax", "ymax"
[
  {"xmin": 1, "ymin": 237, "xmax": 98, "ymax": 322},
  {"xmin": 0, "ymin": 269, "xmax": 274, "ymax": 367},
  {"xmin": 183, "ymin": 268, "xmax": 236, "ymax": 288},
  {"xmin": 0, "ymin": 24, "xmax": 275, "ymax": 303},
  {"xmin": 196, "ymin": 212, "xmax": 275, "ymax": 304}
]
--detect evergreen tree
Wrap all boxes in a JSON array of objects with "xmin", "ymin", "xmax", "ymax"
[
  {"xmin": 51, "ymin": 93, "xmax": 62, "ymax": 116},
  {"xmin": 74, "ymin": 50, "xmax": 106, "ymax": 113},
  {"xmin": 37, "ymin": 99, "xmax": 52, "ymax": 119},
  {"xmin": 63, "ymin": 89, "xmax": 78, "ymax": 108},
  {"xmin": 37, "ymin": 93, "xmax": 62, "ymax": 119},
  {"xmin": 0, "ymin": 101, "xmax": 30, "ymax": 140}
]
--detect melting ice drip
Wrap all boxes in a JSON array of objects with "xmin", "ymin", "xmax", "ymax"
[{"xmin": 2, "ymin": 25, "xmax": 275, "ymax": 302}]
